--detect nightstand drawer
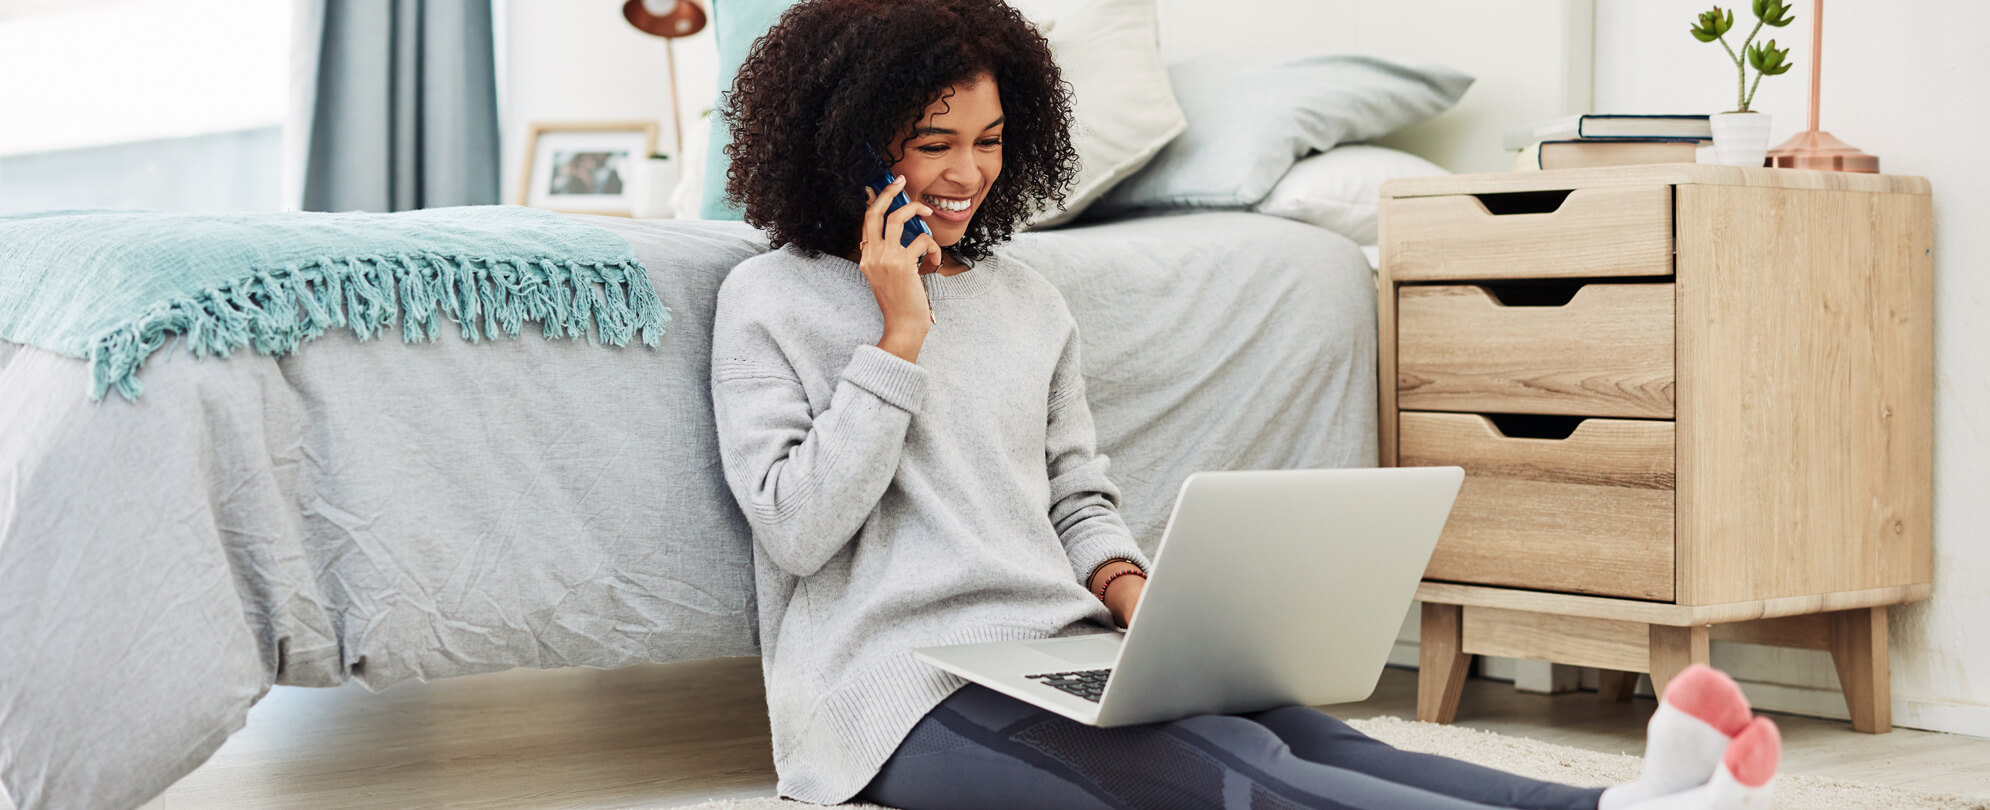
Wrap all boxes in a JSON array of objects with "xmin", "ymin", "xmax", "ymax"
[
  {"xmin": 1382, "ymin": 185, "xmax": 1673, "ymax": 281},
  {"xmin": 1396, "ymin": 282, "xmax": 1675, "ymax": 418},
  {"xmin": 1399, "ymin": 412, "xmax": 1675, "ymax": 601}
]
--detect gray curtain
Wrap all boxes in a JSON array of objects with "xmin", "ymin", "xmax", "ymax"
[{"xmin": 296, "ymin": 0, "xmax": 500, "ymax": 212}]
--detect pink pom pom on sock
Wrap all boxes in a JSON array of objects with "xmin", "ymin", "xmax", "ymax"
[
  {"xmin": 1596, "ymin": 666, "xmax": 1759, "ymax": 810},
  {"xmin": 1663, "ymin": 664, "xmax": 1753, "ymax": 738},
  {"xmin": 1723, "ymin": 716, "xmax": 1781, "ymax": 788}
]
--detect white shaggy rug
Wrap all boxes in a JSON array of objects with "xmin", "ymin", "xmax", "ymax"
[{"xmin": 664, "ymin": 715, "xmax": 1988, "ymax": 810}]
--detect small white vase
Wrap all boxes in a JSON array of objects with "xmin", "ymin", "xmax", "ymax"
[
  {"xmin": 628, "ymin": 157, "xmax": 679, "ymax": 219},
  {"xmin": 1709, "ymin": 112, "xmax": 1772, "ymax": 168}
]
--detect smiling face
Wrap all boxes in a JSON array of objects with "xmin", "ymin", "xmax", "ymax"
[{"xmin": 888, "ymin": 72, "xmax": 1005, "ymax": 250}]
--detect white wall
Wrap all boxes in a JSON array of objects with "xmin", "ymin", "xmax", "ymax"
[
  {"xmin": 497, "ymin": 0, "xmax": 716, "ymax": 206},
  {"xmin": 1594, "ymin": 0, "xmax": 1990, "ymax": 737}
]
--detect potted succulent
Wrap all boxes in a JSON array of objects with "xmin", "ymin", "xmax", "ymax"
[{"xmin": 1691, "ymin": 0, "xmax": 1795, "ymax": 167}]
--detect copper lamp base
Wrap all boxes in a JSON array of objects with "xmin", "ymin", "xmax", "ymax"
[{"xmin": 1766, "ymin": 130, "xmax": 1880, "ymax": 173}]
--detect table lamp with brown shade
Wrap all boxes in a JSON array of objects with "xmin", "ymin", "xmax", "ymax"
[
  {"xmin": 1766, "ymin": 0, "xmax": 1879, "ymax": 172},
  {"xmin": 623, "ymin": 0, "xmax": 709, "ymax": 159}
]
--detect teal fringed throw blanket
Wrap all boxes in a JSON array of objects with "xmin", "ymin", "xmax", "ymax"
[{"xmin": 0, "ymin": 206, "xmax": 667, "ymax": 401}]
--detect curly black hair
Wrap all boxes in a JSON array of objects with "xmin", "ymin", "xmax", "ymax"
[{"xmin": 719, "ymin": 0, "xmax": 1077, "ymax": 262}]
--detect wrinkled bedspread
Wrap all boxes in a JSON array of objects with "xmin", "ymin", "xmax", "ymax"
[{"xmin": 0, "ymin": 212, "xmax": 1374, "ymax": 810}]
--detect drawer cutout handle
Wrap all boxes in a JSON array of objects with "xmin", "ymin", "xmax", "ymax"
[
  {"xmin": 1479, "ymin": 282, "xmax": 1584, "ymax": 307},
  {"xmin": 1484, "ymin": 413, "xmax": 1587, "ymax": 441},
  {"xmin": 1472, "ymin": 189, "xmax": 1574, "ymax": 216}
]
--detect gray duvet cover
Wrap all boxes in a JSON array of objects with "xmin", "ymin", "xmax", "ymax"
[{"xmin": 0, "ymin": 211, "xmax": 1374, "ymax": 810}]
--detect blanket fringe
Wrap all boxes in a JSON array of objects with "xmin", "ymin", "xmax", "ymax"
[{"xmin": 86, "ymin": 254, "xmax": 668, "ymax": 402}]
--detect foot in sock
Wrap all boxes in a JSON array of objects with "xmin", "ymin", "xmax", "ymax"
[
  {"xmin": 1597, "ymin": 665, "xmax": 1754, "ymax": 809},
  {"xmin": 1617, "ymin": 716, "xmax": 1781, "ymax": 810}
]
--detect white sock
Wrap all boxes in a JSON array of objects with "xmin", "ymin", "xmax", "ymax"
[
  {"xmin": 1596, "ymin": 702, "xmax": 1736, "ymax": 810},
  {"xmin": 1614, "ymin": 763, "xmax": 1776, "ymax": 810}
]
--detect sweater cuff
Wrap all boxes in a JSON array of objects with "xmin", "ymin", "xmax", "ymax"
[
  {"xmin": 1065, "ymin": 532, "xmax": 1151, "ymax": 589},
  {"xmin": 840, "ymin": 344, "xmax": 930, "ymax": 414}
]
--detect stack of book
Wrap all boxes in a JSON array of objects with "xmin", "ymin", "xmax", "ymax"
[{"xmin": 1505, "ymin": 114, "xmax": 1712, "ymax": 171}]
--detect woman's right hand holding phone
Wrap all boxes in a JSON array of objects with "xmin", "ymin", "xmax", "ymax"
[{"xmin": 860, "ymin": 177, "xmax": 942, "ymax": 363}]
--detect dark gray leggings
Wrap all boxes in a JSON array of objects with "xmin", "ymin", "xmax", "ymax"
[{"xmin": 856, "ymin": 684, "xmax": 1604, "ymax": 810}]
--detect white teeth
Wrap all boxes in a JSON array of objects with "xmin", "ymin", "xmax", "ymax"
[{"xmin": 924, "ymin": 195, "xmax": 972, "ymax": 213}]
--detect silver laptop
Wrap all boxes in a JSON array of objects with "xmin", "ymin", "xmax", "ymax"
[{"xmin": 912, "ymin": 466, "xmax": 1464, "ymax": 727}]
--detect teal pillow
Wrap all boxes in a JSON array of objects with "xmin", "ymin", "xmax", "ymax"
[{"xmin": 699, "ymin": 0, "xmax": 800, "ymax": 220}]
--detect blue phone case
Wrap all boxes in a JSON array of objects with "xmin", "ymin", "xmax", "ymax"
[{"xmin": 866, "ymin": 146, "xmax": 933, "ymax": 248}]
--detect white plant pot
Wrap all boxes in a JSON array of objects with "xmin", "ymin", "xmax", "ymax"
[
  {"xmin": 629, "ymin": 157, "xmax": 679, "ymax": 219},
  {"xmin": 1709, "ymin": 112, "xmax": 1772, "ymax": 168}
]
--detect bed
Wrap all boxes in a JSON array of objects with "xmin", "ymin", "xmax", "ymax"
[{"xmin": 0, "ymin": 211, "xmax": 1376, "ymax": 810}]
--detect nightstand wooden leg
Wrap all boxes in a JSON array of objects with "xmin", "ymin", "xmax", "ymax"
[
  {"xmin": 1648, "ymin": 624, "xmax": 1710, "ymax": 699},
  {"xmin": 1597, "ymin": 669, "xmax": 1640, "ymax": 702},
  {"xmin": 1419, "ymin": 603, "xmax": 1471, "ymax": 724},
  {"xmin": 1829, "ymin": 606, "xmax": 1893, "ymax": 733}
]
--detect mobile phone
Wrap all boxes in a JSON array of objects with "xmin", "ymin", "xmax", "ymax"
[{"xmin": 865, "ymin": 144, "xmax": 933, "ymax": 248}]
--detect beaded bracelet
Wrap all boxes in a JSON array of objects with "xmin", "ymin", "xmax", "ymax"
[{"xmin": 1094, "ymin": 566, "xmax": 1147, "ymax": 602}]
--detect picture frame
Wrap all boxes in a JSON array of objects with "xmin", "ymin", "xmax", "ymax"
[{"xmin": 517, "ymin": 121, "xmax": 660, "ymax": 216}]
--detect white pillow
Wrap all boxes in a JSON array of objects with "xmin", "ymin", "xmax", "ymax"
[
  {"xmin": 1252, "ymin": 145, "xmax": 1449, "ymax": 245},
  {"xmin": 1007, "ymin": 0, "xmax": 1187, "ymax": 228}
]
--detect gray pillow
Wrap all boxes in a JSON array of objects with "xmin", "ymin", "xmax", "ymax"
[{"xmin": 1094, "ymin": 53, "xmax": 1472, "ymax": 212}]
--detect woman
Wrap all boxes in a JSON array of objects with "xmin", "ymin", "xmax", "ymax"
[{"xmin": 708, "ymin": 1, "xmax": 1781, "ymax": 807}]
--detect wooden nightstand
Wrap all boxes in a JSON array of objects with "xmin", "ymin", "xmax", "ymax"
[{"xmin": 1376, "ymin": 165, "xmax": 1933, "ymax": 733}]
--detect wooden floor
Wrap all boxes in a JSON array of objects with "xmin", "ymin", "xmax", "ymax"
[{"xmin": 15, "ymin": 658, "xmax": 1990, "ymax": 809}]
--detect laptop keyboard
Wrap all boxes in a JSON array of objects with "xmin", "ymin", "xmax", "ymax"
[{"xmin": 1025, "ymin": 668, "xmax": 1112, "ymax": 702}]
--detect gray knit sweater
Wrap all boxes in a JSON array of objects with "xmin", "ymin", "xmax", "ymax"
[{"xmin": 708, "ymin": 246, "xmax": 1152, "ymax": 804}]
